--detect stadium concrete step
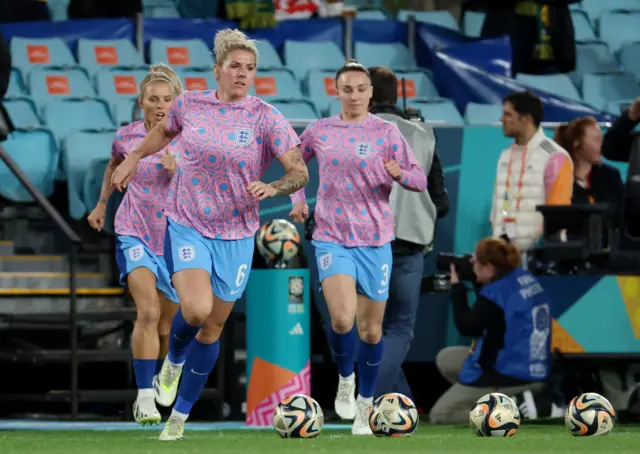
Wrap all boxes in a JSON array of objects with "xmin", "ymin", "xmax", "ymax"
[
  {"xmin": 0, "ymin": 241, "xmax": 14, "ymax": 255},
  {"xmin": 0, "ymin": 272, "xmax": 108, "ymax": 289},
  {"xmin": 0, "ymin": 255, "xmax": 99, "ymax": 273}
]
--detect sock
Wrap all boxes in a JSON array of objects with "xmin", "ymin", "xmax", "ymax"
[
  {"xmin": 155, "ymin": 358, "xmax": 164, "ymax": 376},
  {"xmin": 133, "ymin": 359, "xmax": 157, "ymax": 390},
  {"xmin": 329, "ymin": 327, "xmax": 357, "ymax": 378},
  {"xmin": 174, "ymin": 339, "xmax": 220, "ymax": 416},
  {"xmin": 357, "ymin": 339, "xmax": 384, "ymax": 399},
  {"xmin": 167, "ymin": 308, "xmax": 200, "ymax": 365}
]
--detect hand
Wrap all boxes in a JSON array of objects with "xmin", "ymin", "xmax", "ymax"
[
  {"xmin": 450, "ymin": 263, "xmax": 460, "ymax": 284},
  {"xmin": 384, "ymin": 159, "xmax": 402, "ymax": 181},
  {"xmin": 248, "ymin": 181, "xmax": 277, "ymax": 200},
  {"xmin": 161, "ymin": 151, "xmax": 178, "ymax": 175},
  {"xmin": 629, "ymin": 97, "xmax": 640, "ymax": 122},
  {"xmin": 111, "ymin": 154, "xmax": 140, "ymax": 191},
  {"xmin": 87, "ymin": 204, "xmax": 107, "ymax": 232},
  {"xmin": 289, "ymin": 202, "xmax": 309, "ymax": 224}
]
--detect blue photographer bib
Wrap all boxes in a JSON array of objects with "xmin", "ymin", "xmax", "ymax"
[{"xmin": 458, "ymin": 268, "xmax": 551, "ymax": 385}]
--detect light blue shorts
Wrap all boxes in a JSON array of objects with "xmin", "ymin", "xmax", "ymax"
[
  {"xmin": 312, "ymin": 240, "xmax": 392, "ymax": 302},
  {"xmin": 164, "ymin": 218, "xmax": 255, "ymax": 302},
  {"xmin": 115, "ymin": 235, "xmax": 179, "ymax": 303}
]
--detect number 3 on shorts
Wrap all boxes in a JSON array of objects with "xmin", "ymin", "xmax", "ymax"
[
  {"xmin": 380, "ymin": 264, "xmax": 389, "ymax": 287},
  {"xmin": 236, "ymin": 264, "xmax": 248, "ymax": 288}
]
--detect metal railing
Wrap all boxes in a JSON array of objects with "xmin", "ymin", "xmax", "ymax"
[{"xmin": 0, "ymin": 143, "xmax": 83, "ymax": 420}]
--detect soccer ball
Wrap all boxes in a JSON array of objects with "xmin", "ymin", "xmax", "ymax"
[
  {"xmin": 469, "ymin": 393, "xmax": 520, "ymax": 437},
  {"xmin": 273, "ymin": 394, "xmax": 324, "ymax": 438},
  {"xmin": 257, "ymin": 219, "xmax": 301, "ymax": 264},
  {"xmin": 368, "ymin": 393, "xmax": 419, "ymax": 437},
  {"xmin": 565, "ymin": 392, "xmax": 615, "ymax": 436}
]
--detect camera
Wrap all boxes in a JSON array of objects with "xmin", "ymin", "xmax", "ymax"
[{"xmin": 436, "ymin": 252, "xmax": 476, "ymax": 281}]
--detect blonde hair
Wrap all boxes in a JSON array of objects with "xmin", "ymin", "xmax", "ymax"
[
  {"xmin": 213, "ymin": 28, "xmax": 258, "ymax": 66},
  {"xmin": 138, "ymin": 63, "xmax": 184, "ymax": 101}
]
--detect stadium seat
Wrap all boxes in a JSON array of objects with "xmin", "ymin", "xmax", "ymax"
[
  {"xmin": 42, "ymin": 99, "xmax": 115, "ymax": 145},
  {"xmin": 599, "ymin": 10, "xmax": 640, "ymax": 54},
  {"xmin": 271, "ymin": 99, "xmax": 319, "ymax": 120},
  {"xmin": 515, "ymin": 73, "xmax": 582, "ymax": 103},
  {"xmin": 570, "ymin": 42, "xmax": 619, "ymax": 86},
  {"xmin": 355, "ymin": 42, "xmax": 417, "ymax": 70},
  {"xmin": 47, "ymin": 0, "xmax": 69, "ymax": 21},
  {"xmin": 582, "ymin": 72, "xmax": 640, "ymax": 111},
  {"xmin": 145, "ymin": 5, "xmax": 181, "ymax": 17},
  {"xmin": 4, "ymin": 98, "xmax": 42, "ymax": 129},
  {"xmin": 581, "ymin": 0, "xmax": 640, "ymax": 22},
  {"xmin": 63, "ymin": 130, "xmax": 118, "ymax": 219},
  {"xmin": 283, "ymin": 40, "xmax": 345, "ymax": 81},
  {"xmin": 83, "ymin": 157, "xmax": 124, "ymax": 234},
  {"xmin": 306, "ymin": 70, "xmax": 339, "ymax": 115},
  {"xmin": 395, "ymin": 71, "xmax": 439, "ymax": 101},
  {"xmin": 148, "ymin": 38, "xmax": 213, "ymax": 70},
  {"xmin": 7, "ymin": 69, "xmax": 25, "ymax": 97},
  {"xmin": 178, "ymin": 69, "xmax": 217, "ymax": 91},
  {"xmin": 620, "ymin": 41, "xmax": 640, "ymax": 82},
  {"xmin": 464, "ymin": 103, "xmax": 503, "ymax": 125},
  {"xmin": 356, "ymin": 9, "xmax": 389, "ymax": 20},
  {"xmin": 10, "ymin": 37, "xmax": 76, "ymax": 75},
  {"xmin": 396, "ymin": 10, "xmax": 459, "ymax": 31},
  {"xmin": 255, "ymin": 40, "xmax": 283, "ymax": 68},
  {"xmin": 463, "ymin": 11, "xmax": 485, "ymax": 37},
  {"xmin": 607, "ymin": 99, "xmax": 635, "ymax": 115},
  {"xmin": 114, "ymin": 98, "xmax": 139, "ymax": 126},
  {"xmin": 327, "ymin": 99, "xmax": 341, "ymax": 117},
  {"xmin": 571, "ymin": 10, "xmax": 597, "ymax": 41},
  {"xmin": 250, "ymin": 69, "xmax": 302, "ymax": 100},
  {"xmin": 175, "ymin": 0, "xmax": 219, "ymax": 18},
  {"xmin": 95, "ymin": 68, "xmax": 149, "ymax": 117},
  {"xmin": 28, "ymin": 67, "xmax": 95, "ymax": 109},
  {"xmin": 77, "ymin": 38, "xmax": 145, "ymax": 76},
  {"xmin": 409, "ymin": 99, "xmax": 464, "ymax": 125},
  {"xmin": 0, "ymin": 129, "xmax": 59, "ymax": 202}
]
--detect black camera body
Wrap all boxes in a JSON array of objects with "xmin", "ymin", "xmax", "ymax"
[{"xmin": 436, "ymin": 252, "xmax": 476, "ymax": 281}]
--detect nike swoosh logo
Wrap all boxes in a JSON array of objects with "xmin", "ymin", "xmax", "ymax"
[
  {"xmin": 377, "ymin": 288, "xmax": 387, "ymax": 294},
  {"xmin": 190, "ymin": 369, "xmax": 209, "ymax": 376},
  {"xmin": 230, "ymin": 289, "xmax": 240, "ymax": 294}
]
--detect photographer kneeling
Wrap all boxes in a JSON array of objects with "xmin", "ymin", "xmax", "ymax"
[{"xmin": 429, "ymin": 238, "xmax": 551, "ymax": 424}]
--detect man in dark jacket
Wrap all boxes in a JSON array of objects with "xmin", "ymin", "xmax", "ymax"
[{"xmin": 367, "ymin": 66, "xmax": 449, "ymax": 400}]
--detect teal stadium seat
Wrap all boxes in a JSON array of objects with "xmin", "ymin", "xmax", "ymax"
[
  {"xmin": 619, "ymin": 41, "xmax": 640, "ymax": 82},
  {"xmin": 10, "ymin": 37, "xmax": 76, "ymax": 76},
  {"xmin": 570, "ymin": 10, "xmax": 597, "ymax": 41},
  {"xmin": 396, "ymin": 10, "xmax": 459, "ymax": 31},
  {"xmin": 114, "ymin": 99, "xmax": 138, "ymax": 126},
  {"xmin": 149, "ymin": 38, "xmax": 214, "ymax": 70},
  {"xmin": 409, "ymin": 99, "xmax": 464, "ymax": 125},
  {"xmin": 250, "ymin": 69, "xmax": 302, "ymax": 101},
  {"xmin": 255, "ymin": 40, "xmax": 284, "ymax": 69},
  {"xmin": 306, "ymin": 70, "xmax": 339, "ymax": 116},
  {"xmin": 0, "ymin": 129, "xmax": 59, "ymax": 202},
  {"xmin": 64, "ymin": 130, "xmax": 118, "ymax": 219},
  {"xmin": 464, "ymin": 103, "xmax": 503, "ymax": 125},
  {"xmin": 515, "ymin": 73, "xmax": 582, "ymax": 103},
  {"xmin": 355, "ymin": 42, "xmax": 417, "ymax": 71},
  {"xmin": 43, "ymin": 99, "xmax": 115, "ymax": 146},
  {"xmin": 327, "ymin": 99, "xmax": 341, "ymax": 117},
  {"xmin": 83, "ymin": 158, "xmax": 124, "ymax": 234},
  {"xmin": 77, "ymin": 38, "xmax": 145, "ymax": 76},
  {"xmin": 581, "ymin": 0, "xmax": 640, "ymax": 23},
  {"xmin": 599, "ymin": 10, "xmax": 640, "ymax": 54},
  {"xmin": 145, "ymin": 5, "xmax": 181, "ymax": 17},
  {"xmin": 582, "ymin": 72, "xmax": 640, "ymax": 111},
  {"xmin": 395, "ymin": 70, "xmax": 439, "ymax": 101},
  {"xmin": 174, "ymin": 0, "xmax": 218, "ymax": 18},
  {"xmin": 463, "ymin": 11, "xmax": 485, "ymax": 37},
  {"xmin": 47, "ymin": 0, "xmax": 70, "ymax": 21},
  {"xmin": 6, "ymin": 69, "xmax": 24, "ymax": 97},
  {"xmin": 28, "ymin": 67, "xmax": 95, "ymax": 111},
  {"xmin": 283, "ymin": 40, "xmax": 345, "ymax": 81},
  {"xmin": 178, "ymin": 69, "xmax": 217, "ymax": 92},
  {"xmin": 4, "ymin": 98, "xmax": 42, "ymax": 129},
  {"xmin": 271, "ymin": 100, "xmax": 319, "ymax": 120},
  {"xmin": 571, "ymin": 42, "xmax": 619, "ymax": 87},
  {"xmin": 96, "ymin": 68, "xmax": 149, "ymax": 119},
  {"xmin": 356, "ymin": 9, "xmax": 389, "ymax": 20}
]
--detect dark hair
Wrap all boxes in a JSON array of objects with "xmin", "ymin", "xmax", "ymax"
[
  {"xmin": 475, "ymin": 237, "xmax": 521, "ymax": 277},
  {"xmin": 553, "ymin": 116, "xmax": 598, "ymax": 156},
  {"xmin": 503, "ymin": 90, "xmax": 543, "ymax": 127},
  {"xmin": 368, "ymin": 66, "xmax": 397, "ymax": 105},
  {"xmin": 335, "ymin": 59, "xmax": 371, "ymax": 82}
]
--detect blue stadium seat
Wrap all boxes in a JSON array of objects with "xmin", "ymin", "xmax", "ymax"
[
  {"xmin": 571, "ymin": 42, "xmax": 619, "ymax": 86},
  {"xmin": 396, "ymin": 10, "xmax": 459, "ymax": 31},
  {"xmin": 327, "ymin": 99, "xmax": 341, "ymax": 117},
  {"xmin": 464, "ymin": 103, "xmax": 503, "ymax": 125},
  {"xmin": 250, "ymin": 69, "xmax": 302, "ymax": 100},
  {"xmin": 0, "ymin": 129, "xmax": 59, "ymax": 202},
  {"xmin": 395, "ymin": 70, "xmax": 439, "ymax": 101},
  {"xmin": 4, "ymin": 98, "xmax": 42, "ymax": 129},
  {"xmin": 571, "ymin": 10, "xmax": 597, "ymax": 41},
  {"xmin": 10, "ymin": 37, "xmax": 76, "ymax": 75},
  {"xmin": 47, "ymin": 0, "xmax": 70, "ymax": 21},
  {"xmin": 42, "ymin": 99, "xmax": 115, "ymax": 146},
  {"xmin": 77, "ymin": 38, "xmax": 145, "ymax": 76},
  {"xmin": 114, "ymin": 99, "xmax": 139, "ymax": 126},
  {"xmin": 620, "ymin": 41, "xmax": 640, "ymax": 82},
  {"xmin": 255, "ymin": 40, "xmax": 283, "ymax": 69},
  {"xmin": 145, "ymin": 5, "xmax": 181, "ymax": 17},
  {"xmin": 357, "ymin": 9, "xmax": 389, "ymax": 20},
  {"xmin": 582, "ymin": 72, "xmax": 640, "ymax": 111},
  {"xmin": 515, "ymin": 73, "xmax": 582, "ymax": 103},
  {"xmin": 83, "ymin": 157, "xmax": 125, "ymax": 233},
  {"xmin": 355, "ymin": 42, "xmax": 417, "ymax": 70},
  {"xmin": 178, "ymin": 69, "xmax": 217, "ymax": 91},
  {"xmin": 283, "ymin": 40, "xmax": 345, "ymax": 81},
  {"xmin": 409, "ymin": 99, "xmax": 464, "ymax": 125},
  {"xmin": 581, "ymin": 0, "xmax": 640, "ymax": 22},
  {"xmin": 63, "ymin": 130, "xmax": 117, "ymax": 219},
  {"xmin": 149, "ymin": 38, "xmax": 213, "ymax": 70},
  {"xmin": 271, "ymin": 99, "xmax": 319, "ymax": 120},
  {"xmin": 599, "ymin": 10, "xmax": 640, "ymax": 54},
  {"xmin": 95, "ymin": 68, "xmax": 149, "ymax": 117},
  {"xmin": 28, "ymin": 67, "xmax": 95, "ymax": 109},
  {"xmin": 463, "ymin": 11, "xmax": 485, "ymax": 37},
  {"xmin": 7, "ymin": 68, "xmax": 25, "ymax": 97},
  {"xmin": 306, "ymin": 70, "xmax": 338, "ymax": 116}
]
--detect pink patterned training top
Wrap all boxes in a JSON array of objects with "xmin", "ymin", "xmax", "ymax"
[
  {"xmin": 163, "ymin": 90, "xmax": 300, "ymax": 240},
  {"xmin": 112, "ymin": 121, "xmax": 179, "ymax": 255},
  {"xmin": 290, "ymin": 114, "xmax": 427, "ymax": 247}
]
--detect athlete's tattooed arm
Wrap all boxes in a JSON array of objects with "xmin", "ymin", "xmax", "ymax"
[{"xmin": 269, "ymin": 147, "xmax": 309, "ymax": 196}]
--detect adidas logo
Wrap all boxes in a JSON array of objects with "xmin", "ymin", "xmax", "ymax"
[{"xmin": 289, "ymin": 323, "xmax": 303, "ymax": 335}]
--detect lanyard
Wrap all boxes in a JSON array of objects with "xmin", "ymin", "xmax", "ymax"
[{"xmin": 503, "ymin": 145, "xmax": 527, "ymax": 213}]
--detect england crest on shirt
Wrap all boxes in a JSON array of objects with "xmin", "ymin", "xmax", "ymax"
[
  {"xmin": 355, "ymin": 142, "xmax": 372, "ymax": 158},
  {"xmin": 236, "ymin": 128, "xmax": 253, "ymax": 146}
]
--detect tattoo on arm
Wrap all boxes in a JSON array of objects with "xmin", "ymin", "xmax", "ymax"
[{"xmin": 269, "ymin": 147, "xmax": 309, "ymax": 197}]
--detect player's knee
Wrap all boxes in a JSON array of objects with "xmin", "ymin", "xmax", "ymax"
[
  {"xmin": 357, "ymin": 320, "xmax": 382, "ymax": 344},
  {"xmin": 331, "ymin": 314, "xmax": 355, "ymax": 334},
  {"xmin": 196, "ymin": 321, "xmax": 225, "ymax": 344},
  {"xmin": 180, "ymin": 301, "xmax": 210, "ymax": 326},
  {"xmin": 136, "ymin": 301, "xmax": 161, "ymax": 327}
]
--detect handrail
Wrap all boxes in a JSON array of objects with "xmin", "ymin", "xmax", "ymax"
[{"xmin": 0, "ymin": 142, "xmax": 82, "ymax": 421}]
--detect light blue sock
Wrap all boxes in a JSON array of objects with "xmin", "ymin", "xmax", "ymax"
[
  {"xmin": 167, "ymin": 308, "xmax": 200, "ymax": 364},
  {"xmin": 357, "ymin": 339, "xmax": 384, "ymax": 398},
  {"xmin": 174, "ymin": 340, "xmax": 220, "ymax": 416}
]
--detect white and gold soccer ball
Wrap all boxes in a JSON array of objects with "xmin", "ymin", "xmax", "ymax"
[
  {"xmin": 256, "ymin": 219, "xmax": 301, "ymax": 264},
  {"xmin": 273, "ymin": 394, "xmax": 324, "ymax": 439},
  {"xmin": 368, "ymin": 393, "xmax": 419, "ymax": 437},
  {"xmin": 565, "ymin": 392, "xmax": 615, "ymax": 436},
  {"xmin": 469, "ymin": 393, "xmax": 521, "ymax": 437}
]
